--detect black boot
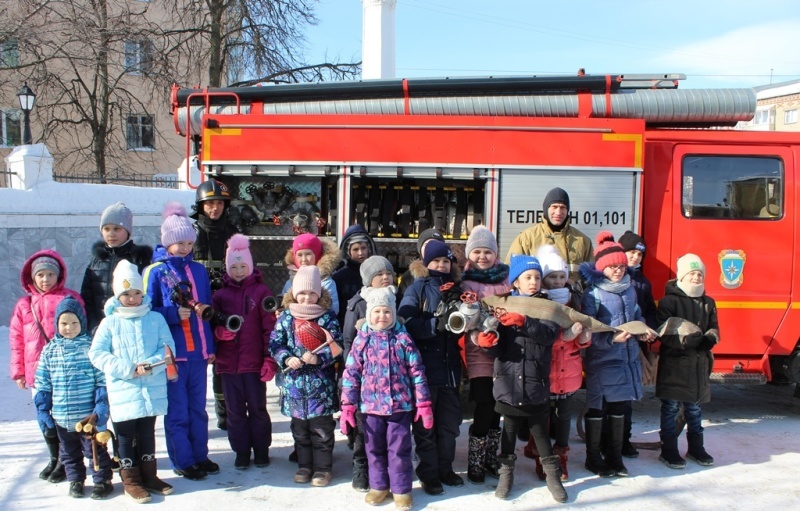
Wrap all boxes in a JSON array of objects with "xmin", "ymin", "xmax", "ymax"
[
  {"xmin": 213, "ymin": 372, "xmax": 227, "ymax": 430},
  {"xmin": 484, "ymin": 428, "xmax": 501, "ymax": 478},
  {"xmin": 467, "ymin": 429, "xmax": 487, "ymax": 484},
  {"xmin": 541, "ymin": 455, "xmax": 568, "ymax": 503},
  {"xmin": 622, "ymin": 413, "xmax": 639, "ymax": 458},
  {"xmin": 686, "ymin": 432, "xmax": 714, "ymax": 466},
  {"xmin": 658, "ymin": 434, "xmax": 686, "ymax": 469},
  {"xmin": 584, "ymin": 417, "xmax": 614, "ymax": 477},
  {"xmin": 352, "ymin": 459, "xmax": 369, "ymax": 492},
  {"xmin": 494, "ymin": 454, "xmax": 516, "ymax": 500},
  {"xmin": 606, "ymin": 414, "xmax": 628, "ymax": 477},
  {"xmin": 40, "ymin": 432, "xmax": 60, "ymax": 480}
]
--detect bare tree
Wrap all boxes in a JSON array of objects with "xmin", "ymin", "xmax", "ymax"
[{"xmin": 162, "ymin": 0, "xmax": 360, "ymax": 87}]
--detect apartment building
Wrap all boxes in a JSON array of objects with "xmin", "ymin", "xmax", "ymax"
[{"xmin": 737, "ymin": 79, "xmax": 800, "ymax": 132}]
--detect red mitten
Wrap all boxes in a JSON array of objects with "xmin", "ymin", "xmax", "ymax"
[
  {"xmin": 415, "ymin": 403, "xmax": 434, "ymax": 429},
  {"xmin": 260, "ymin": 358, "xmax": 279, "ymax": 382},
  {"xmin": 340, "ymin": 404, "xmax": 357, "ymax": 435},
  {"xmin": 214, "ymin": 326, "xmax": 236, "ymax": 341},
  {"xmin": 498, "ymin": 312, "xmax": 525, "ymax": 328},
  {"xmin": 476, "ymin": 332, "xmax": 499, "ymax": 348}
]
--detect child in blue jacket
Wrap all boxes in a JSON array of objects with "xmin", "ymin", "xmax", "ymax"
[
  {"xmin": 36, "ymin": 296, "xmax": 113, "ymax": 500},
  {"xmin": 90, "ymin": 260, "xmax": 176, "ymax": 502},
  {"xmin": 341, "ymin": 286, "xmax": 432, "ymax": 510},
  {"xmin": 143, "ymin": 202, "xmax": 217, "ymax": 481}
]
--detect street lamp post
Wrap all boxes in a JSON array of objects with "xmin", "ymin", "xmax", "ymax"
[{"xmin": 17, "ymin": 83, "xmax": 36, "ymax": 145}]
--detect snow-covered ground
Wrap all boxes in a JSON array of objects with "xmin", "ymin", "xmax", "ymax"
[{"xmin": 3, "ymin": 324, "xmax": 800, "ymax": 510}]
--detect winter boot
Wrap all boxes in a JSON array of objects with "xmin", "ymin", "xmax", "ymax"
[
  {"xmin": 494, "ymin": 454, "xmax": 516, "ymax": 500},
  {"xmin": 541, "ymin": 455, "xmax": 568, "ymax": 503},
  {"xmin": 40, "ymin": 432, "xmax": 60, "ymax": 480},
  {"xmin": 120, "ymin": 466, "xmax": 152, "ymax": 503},
  {"xmin": 605, "ymin": 415, "xmax": 628, "ymax": 477},
  {"xmin": 523, "ymin": 437, "xmax": 546, "ymax": 481},
  {"xmin": 686, "ymin": 432, "xmax": 714, "ymax": 466},
  {"xmin": 48, "ymin": 461, "xmax": 67, "ymax": 483},
  {"xmin": 352, "ymin": 459, "xmax": 370, "ymax": 492},
  {"xmin": 140, "ymin": 458, "xmax": 174, "ymax": 495},
  {"xmin": 622, "ymin": 414, "xmax": 639, "ymax": 458},
  {"xmin": 658, "ymin": 435, "xmax": 686, "ymax": 469},
  {"xmin": 254, "ymin": 449, "xmax": 270, "ymax": 468},
  {"xmin": 484, "ymin": 428, "xmax": 501, "ymax": 478},
  {"xmin": 467, "ymin": 429, "xmax": 488, "ymax": 484},
  {"xmin": 552, "ymin": 445, "xmax": 570, "ymax": 481},
  {"xmin": 584, "ymin": 416, "xmax": 614, "ymax": 477}
]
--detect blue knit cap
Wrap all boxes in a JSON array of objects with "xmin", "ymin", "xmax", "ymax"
[
  {"xmin": 54, "ymin": 296, "xmax": 87, "ymax": 335},
  {"xmin": 423, "ymin": 240, "xmax": 454, "ymax": 266},
  {"xmin": 508, "ymin": 254, "xmax": 542, "ymax": 284}
]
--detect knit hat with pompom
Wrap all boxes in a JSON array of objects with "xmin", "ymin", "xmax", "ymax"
[
  {"xmin": 536, "ymin": 244, "xmax": 568, "ymax": 278},
  {"xmin": 225, "ymin": 234, "xmax": 254, "ymax": 276},
  {"xmin": 161, "ymin": 202, "xmax": 197, "ymax": 247},
  {"xmin": 593, "ymin": 231, "xmax": 628, "ymax": 271}
]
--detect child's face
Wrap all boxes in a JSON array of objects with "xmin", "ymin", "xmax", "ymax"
[
  {"xmin": 57, "ymin": 312, "xmax": 81, "ymax": 339},
  {"xmin": 349, "ymin": 242, "xmax": 370, "ymax": 264},
  {"xmin": 295, "ymin": 290, "xmax": 319, "ymax": 305},
  {"xmin": 34, "ymin": 270, "xmax": 58, "ymax": 293},
  {"xmin": 101, "ymin": 224, "xmax": 129, "ymax": 248},
  {"xmin": 369, "ymin": 305, "xmax": 394, "ymax": 331},
  {"xmin": 295, "ymin": 249, "xmax": 317, "ymax": 267},
  {"xmin": 229, "ymin": 262, "xmax": 250, "ymax": 282},
  {"xmin": 603, "ymin": 264, "xmax": 627, "ymax": 282},
  {"xmin": 626, "ymin": 250, "xmax": 644, "ymax": 267},
  {"xmin": 370, "ymin": 270, "xmax": 394, "ymax": 288},
  {"xmin": 168, "ymin": 241, "xmax": 194, "ymax": 257},
  {"xmin": 682, "ymin": 270, "xmax": 704, "ymax": 284},
  {"xmin": 427, "ymin": 257, "xmax": 451, "ymax": 274},
  {"xmin": 119, "ymin": 289, "xmax": 144, "ymax": 307},
  {"xmin": 542, "ymin": 271, "xmax": 567, "ymax": 290},
  {"xmin": 203, "ymin": 200, "xmax": 225, "ymax": 220},
  {"xmin": 469, "ymin": 248, "xmax": 496, "ymax": 270},
  {"xmin": 514, "ymin": 269, "xmax": 541, "ymax": 295}
]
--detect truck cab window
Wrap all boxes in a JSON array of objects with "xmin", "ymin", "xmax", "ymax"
[{"xmin": 681, "ymin": 155, "xmax": 783, "ymax": 220}]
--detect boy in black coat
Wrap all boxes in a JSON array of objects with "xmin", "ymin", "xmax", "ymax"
[
  {"xmin": 81, "ymin": 202, "xmax": 153, "ymax": 334},
  {"xmin": 656, "ymin": 253, "xmax": 719, "ymax": 470}
]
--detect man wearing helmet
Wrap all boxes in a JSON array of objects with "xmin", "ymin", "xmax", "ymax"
[{"xmin": 191, "ymin": 178, "xmax": 239, "ymax": 431}]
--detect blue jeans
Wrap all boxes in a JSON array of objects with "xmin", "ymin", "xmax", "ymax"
[{"xmin": 660, "ymin": 399, "xmax": 703, "ymax": 437}]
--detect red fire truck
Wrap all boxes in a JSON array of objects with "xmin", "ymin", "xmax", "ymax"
[{"xmin": 170, "ymin": 73, "xmax": 800, "ymax": 386}]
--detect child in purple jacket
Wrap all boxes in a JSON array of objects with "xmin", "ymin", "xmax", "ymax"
[
  {"xmin": 341, "ymin": 287, "xmax": 432, "ymax": 511},
  {"xmin": 211, "ymin": 234, "xmax": 278, "ymax": 470}
]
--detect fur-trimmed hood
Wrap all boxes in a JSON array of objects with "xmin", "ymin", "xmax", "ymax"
[
  {"xmin": 281, "ymin": 287, "xmax": 334, "ymax": 310},
  {"xmin": 283, "ymin": 238, "xmax": 341, "ymax": 279},
  {"xmin": 407, "ymin": 259, "xmax": 461, "ymax": 283}
]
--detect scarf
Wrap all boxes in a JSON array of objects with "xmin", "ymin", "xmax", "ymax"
[
  {"xmin": 288, "ymin": 302, "xmax": 326, "ymax": 320},
  {"xmin": 545, "ymin": 287, "xmax": 571, "ymax": 305},
  {"xmin": 196, "ymin": 214, "xmax": 229, "ymax": 237},
  {"xmin": 677, "ymin": 280, "xmax": 705, "ymax": 298},
  {"xmin": 595, "ymin": 274, "xmax": 631, "ymax": 294},
  {"xmin": 112, "ymin": 303, "xmax": 150, "ymax": 319},
  {"xmin": 461, "ymin": 263, "xmax": 509, "ymax": 284}
]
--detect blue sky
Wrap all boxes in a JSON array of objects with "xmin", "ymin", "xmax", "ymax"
[{"xmin": 304, "ymin": 0, "xmax": 800, "ymax": 89}]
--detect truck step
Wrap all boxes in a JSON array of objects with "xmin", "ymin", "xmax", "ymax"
[{"xmin": 710, "ymin": 372, "xmax": 767, "ymax": 385}]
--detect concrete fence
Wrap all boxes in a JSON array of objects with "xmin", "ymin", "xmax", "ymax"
[{"xmin": 1, "ymin": 144, "xmax": 195, "ymax": 326}]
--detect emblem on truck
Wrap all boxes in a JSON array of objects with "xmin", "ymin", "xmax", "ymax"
[{"xmin": 718, "ymin": 250, "xmax": 746, "ymax": 289}]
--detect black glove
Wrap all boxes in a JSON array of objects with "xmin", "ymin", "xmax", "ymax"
[
  {"xmin": 44, "ymin": 427, "xmax": 58, "ymax": 439},
  {"xmin": 683, "ymin": 332, "xmax": 704, "ymax": 348},
  {"xmin": 696, "ymin": 335, "xmax": 717, "ymax": 351},
  {"xmin": 436, "ymin": 311, "xmax": 450, "ymax": 333}
]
